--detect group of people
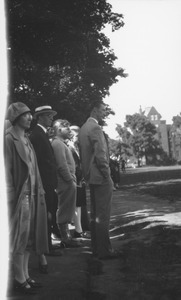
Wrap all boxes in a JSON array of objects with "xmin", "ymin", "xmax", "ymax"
[{"xmin": 4, "ymin": 101, "xmax": 121, "ymax": 295}]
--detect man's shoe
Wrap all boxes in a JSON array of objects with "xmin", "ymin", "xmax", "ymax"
[
  {"xmin": 82, "ymin": 231, "xmax": 91, "ymax": 239},
  {"xmin": 51, "ymin": 244, "xmax": 61, "ymax": 250},
  {"xmin": 73, "ymin": 231, "xmax": 83, "ymax": 238},
  {"xmin": 51, "ymin": 233, "xmax": 61, "ymax": 240},
  {"xmin": 39, "ymin": 263, "xmax": 48, "ymax": 274},
  {"xmin": 61, "ymin": 238, "xmax": 82, "ymax": 248},
  {"xmin": 73, "ymin": 231, "xmax": 91, "ymax": 239}
]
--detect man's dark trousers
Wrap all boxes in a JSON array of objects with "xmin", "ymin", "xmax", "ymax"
[{"xmin": 89, "ymin": 178, "xmax": 113, "ymax": 258}]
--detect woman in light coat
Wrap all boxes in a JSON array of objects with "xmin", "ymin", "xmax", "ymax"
[{"xmin": 5, "ymin": 102, "xmax": 49, "ymax": 295}]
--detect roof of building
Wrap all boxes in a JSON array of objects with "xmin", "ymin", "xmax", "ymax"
[{"xmin": 143, "ymin": 106, "xmax": 162, "ymax": 119}]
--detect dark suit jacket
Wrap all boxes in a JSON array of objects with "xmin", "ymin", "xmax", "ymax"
[
  {"xmin": 79, "ymin": 118, "xmax": 111, "ymax": 185},
  {"xmin": 30, "ymin": 125, "xmax": 57, "ymax": 195}
]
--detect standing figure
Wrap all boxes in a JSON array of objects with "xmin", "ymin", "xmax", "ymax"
[
  {"xmin": 46, "ymin": 126, "xmax": 61, "ymax": 240},
  {"xmin": 30, "ymin": 105, "xmax": 62, "ymax": 268},
  {"xmin": 69, "ymin": 126, "xmax": 90, "ymax": 238},
  {"xmin": 110, "ymin": 158, "xmax": 120, "ymax": 189},
  {"xmin": 5, "ymin": 102, "xmax": 48, "ymax": 295},
  {"xmin": 51, "ymin": 119, "xmax": 81, "ymax": 248},
  {"xmin": 79, "ymin": 101, "xmax": 121, "ymax": 259},
  {"xmin": 121, "ymin": 158, "xmax": 126, "ymax": 173}
]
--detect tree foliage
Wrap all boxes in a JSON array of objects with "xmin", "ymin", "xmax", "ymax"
[
  {"xmin": 108, "ymin": 138, "xmax": 122, "ymax": 158},
  {"xmin": 170, "ymin": 114, "xmax": 181, "ymax": 163},
  {"xmin": 172, "ymin": 114, "xmax": 181, "ymax": 130},
  {"xmin": 114, "ymin": 124, "xmax": 132, "ymax": 159},
  {"xmin": 116, "ymin": 113, "xmax": 162, "ymax": 164},
  {"xmin": 171, "ymin": 114, "xmax": 181, "ymax": 146},
  {"xmin": 6, "ymin": 0, "xmax": 127, "ymax": 125}
]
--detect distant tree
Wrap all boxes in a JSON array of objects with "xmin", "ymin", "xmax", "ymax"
[
  {"xmin": 172, "ymin": 114, "xmax": 181, "ymax": 129},
  {"xmin": 6, "ymin": 0, "xmax": 127, "ymax": 125},
  {"xmin": 115, "ymin": 124, "xmax": 132, "ymax": 159},
  {"xmin": 116, "ymin": 114, "xmax": 162, "ymax": 165},
  {"xmin": 108, "ymin": 138, "xmax": 121, "ymax": 158},
  {"xmin": 170, "ymin": 114, "xmax": 181, "ymax": 163}
]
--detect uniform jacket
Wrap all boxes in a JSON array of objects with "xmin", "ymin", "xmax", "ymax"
[
  {"xmin": 30, "ymin": 125, "xmax": 57, "ymax": 190},
  {"xmin": 79, "ymin": 117, "xmax": 111, "ymax": 185},
  {"xmin": 5, "ymin": 127, "xmax": 49, "ymax": 254}
]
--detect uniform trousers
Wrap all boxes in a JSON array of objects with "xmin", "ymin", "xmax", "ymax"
[{"xmin": 89, "ymin": 178, "xmax": 113, "ymax": 258}]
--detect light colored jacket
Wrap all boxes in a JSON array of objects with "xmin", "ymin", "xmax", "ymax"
[
  {"xmin": 79, "ymin": 118, "xmax": 111, "ymax": 185},
  {"xmin": 5, "ymin": 127, "xmax": 49, "ymax": 255},
  {"xmin": 51, "ymin": 137, "xmax": 76, "ymax": 192}
]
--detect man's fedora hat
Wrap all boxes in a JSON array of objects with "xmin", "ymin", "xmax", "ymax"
[
  {"xmin": 33, "ymin": 105, "xmax": 57, "ymax": 119},
  {"xmin": 7, "ymin": 102, "xmax": 31, "ymax": 124}
]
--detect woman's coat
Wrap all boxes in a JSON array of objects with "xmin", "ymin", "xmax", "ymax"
[{"xmin": 5, "ymin": 127, "xmax": 49, "ymax": 255}]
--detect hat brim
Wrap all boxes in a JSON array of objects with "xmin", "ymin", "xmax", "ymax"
[{"xmin": 33, "ymin": 110, "xmax": 57, "ymax": 119}]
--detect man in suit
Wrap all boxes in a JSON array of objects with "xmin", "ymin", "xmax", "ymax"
[
  {"xmin": 30, "ymin": 106, "xmax": 62, "ymax": 263},
  {"xmin": 51, "ymin": 119, "xmax": 81, "ymax": 247},
  {"xmin": 79, "ymin": 101, "xmax": 121, "ymax": 259}
]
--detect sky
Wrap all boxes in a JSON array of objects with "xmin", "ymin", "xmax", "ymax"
[{"xmin": 103, "ymin": 0, "xmax": 181, "ymax": 139}]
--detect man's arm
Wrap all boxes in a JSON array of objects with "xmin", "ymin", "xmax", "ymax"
[
  {"xmin": 91, "ymin": 125, "xmax": 110, "ymax": 178},
  {"xmin": 52, "ymin": 140, "xmax": 74, "ymax": 182}
]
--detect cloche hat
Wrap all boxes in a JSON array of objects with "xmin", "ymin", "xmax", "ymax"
[
  {"xmin": 7, "ymin": 102, "xmax": 31, "ymax": 123},
  {"xmin": 33, "ymin": 105, "xmax": 57, "ymax": 119}
]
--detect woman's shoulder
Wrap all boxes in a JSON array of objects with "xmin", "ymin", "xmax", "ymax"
[{"xmin": 5, "ymin": 127, "xmax": 16, "ymax": 141}]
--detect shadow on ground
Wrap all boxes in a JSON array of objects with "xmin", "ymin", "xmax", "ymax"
[
  {"xmin": 101, "ymin": 178, "xmax": 181, "ymax": 300},
  {"xmin": 6, "ymin": 174, "xmax": 181, "ymax": 300}
]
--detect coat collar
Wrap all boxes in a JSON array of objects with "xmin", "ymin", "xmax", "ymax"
[
  {"xmin": 6, "ymin": 127, "xmax": 29, "ymax": 168},
  {"xmin": 6, "ymin": 126, "xmax": 22, "ymax": 141},
  {"xmin": 37, "ymin": 123, "xmax": 47, "ymax": 133},
  {"xmin": 87, "ymin": 117, "xmax": 98, "ymax": 124}
]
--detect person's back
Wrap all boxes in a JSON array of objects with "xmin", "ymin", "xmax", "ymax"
[{"xmin": 121, "ymin": 159, "xmax": 126, "ymax": 172}]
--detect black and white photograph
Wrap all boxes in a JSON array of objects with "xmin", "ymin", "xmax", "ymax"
[{"xmin": 1, "ymin": 0, "xmax": 181, "ymax": 299}]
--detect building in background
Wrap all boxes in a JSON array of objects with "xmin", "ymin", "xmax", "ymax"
[{"xmin": 140, "ymin": 106, "xmax": 181, "ymax": 163}]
